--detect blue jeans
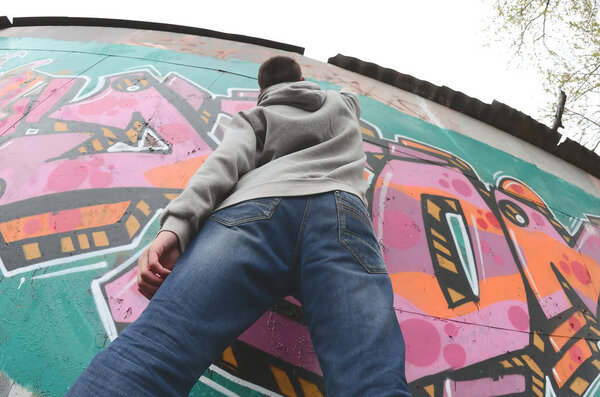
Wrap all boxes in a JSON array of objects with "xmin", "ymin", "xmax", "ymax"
[{"xmin": 68, "ymin": 191, "xmax": 411, "ymax": 396}]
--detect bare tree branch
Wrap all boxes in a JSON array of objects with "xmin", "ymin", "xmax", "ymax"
[
  {"xmin": 490, "ymin": 0, "xmax": 600, "ymax": 150},
  {"xmin": 565, "ymin": 107, "xmax": 600, "ymax": 128},
  {"xmin": 538, "ymin": 0, "xmax": 551, "ymax": 45}
]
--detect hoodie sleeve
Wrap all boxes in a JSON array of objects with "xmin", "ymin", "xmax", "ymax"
[
  {"xmin": 159, "ymin": 112, "xmax": 257, "ymax": 252},
  {"xmin": 339, "ymin": 90, "xmax": 361, "ymax": 119}
]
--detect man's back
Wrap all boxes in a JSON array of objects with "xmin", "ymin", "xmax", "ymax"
[
  {"xmin": 67, "ymin": 56, "xmax": 411, "ymax": 397},
  {"xmin": 217, "ymin": 81, "xmax": 368, "ymax": 210},
  {"xmin": 160, "ymin": 81, "xmax": 367, "ymax": 252}
]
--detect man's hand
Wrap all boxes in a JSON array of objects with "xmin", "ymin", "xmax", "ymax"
[{"xmin": 137, "ymin": 231, "xmax": 181, "ymax": 300}]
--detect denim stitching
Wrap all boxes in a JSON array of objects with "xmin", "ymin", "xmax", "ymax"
[
  {"xmin": 335, "ymin": 192, "xmax": 387, "ymax": 274},
  {"xmin": 337, "ymin": 191, "xmax": 367, "ymax": 211},
  {"xmin": 340, "ymin": 228, "xmax": 383, "ymax": 260},
  {"xmin": 336, "ymin": 202, "xmax": 371, "ymax": 225},
  {"xmin": 336, "ymin": 193, "xmax": 371, "ymax": 224},
  {"xmin": 339, "ymin": 238, "xmax": 387, "ymax": 274},
  {"xmin": 210, "ymin": 198, "xmax": 282, "ymax": 227},
  {"xmin": 293, "ymin": 197, "xmax": 311, "ymax": 268}
]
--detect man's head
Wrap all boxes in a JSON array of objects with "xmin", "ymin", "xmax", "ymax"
[{"xmin": 258, "ymin": 56, "xmax": 304, "ymax": 91}]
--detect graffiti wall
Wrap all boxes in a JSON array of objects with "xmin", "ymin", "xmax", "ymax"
[{"xmin": 1, "ymin": 27, "xmax": 600, "ymax": 397}]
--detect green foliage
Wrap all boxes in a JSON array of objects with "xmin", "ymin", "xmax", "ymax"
[{"xmin": 490, "ymin": 0, "xmax": 600, "ymax": 152}]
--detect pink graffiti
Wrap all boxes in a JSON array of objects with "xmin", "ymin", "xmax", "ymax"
[{"xmin": 0, "ymin": 70, "xmax": 224, "ymax": 206}]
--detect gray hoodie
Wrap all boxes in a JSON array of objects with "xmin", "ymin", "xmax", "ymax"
[{"xmin": 160, "ymin": 81, "xmax": 368, "ymax": 252}]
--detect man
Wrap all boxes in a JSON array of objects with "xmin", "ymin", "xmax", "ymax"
[{"xmin": 68, "ymin": 56, "xmax": 411, "ymax": 396}]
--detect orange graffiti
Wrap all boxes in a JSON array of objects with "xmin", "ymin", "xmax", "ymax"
[
  {"xmin": 0, "ymin": 202, "xmax": 130, "ymax": 242},
  {"xmin": 553, "ymin": 339, "xmax": 592, "ymax": 387},
  {"xmin": 507, "ymin": 225, "xmax": 599, "ymax": 305},
  {"xmin": 549, "ymin": 312, "xmax": 587, "ymax": 352},
  {"xmin": 143, "ymin": 155, "xmax": 209, "ymax": 189},
  {"xmin": 500, "ymin": 179, "xmax": 545, "ymax": 206},
  {"xmin": 390, "ymin": 272, "xmax": 527, "ymax": 318}
]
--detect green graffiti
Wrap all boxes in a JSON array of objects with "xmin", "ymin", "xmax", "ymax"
[
  {"xmin": 0, "ymin": 35, "xmax": 599, "ymax": 396},
  {"xmin": 447, "ymin": 213, "xmax": 479, "ymax": 297}
]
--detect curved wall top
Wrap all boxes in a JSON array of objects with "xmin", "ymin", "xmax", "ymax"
[{"xmin": 1, "ymin": 22, "xmax": 600, "ymax": 397}]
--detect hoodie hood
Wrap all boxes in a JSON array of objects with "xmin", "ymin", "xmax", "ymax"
[{"xmin": 257, "ymin": 81, "xmax": 326, "ymax": 111}]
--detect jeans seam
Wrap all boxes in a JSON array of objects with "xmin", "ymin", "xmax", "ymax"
[
  {"xmin": 293, "ymin": 197, "xmax": 311, "ymax": 268},
  {"xmin": 336, "ymin": 191, "xmax": 367, "ymax": 211},
  {"xmin": 210, "ymin": 198, "xmax": 282, "ymax": 226},
  {"xmin": 336, "ymin": 193, "xmax": 387, "ymax": 275},
  {"xmin": 339, "ymin": 237, "xmax": 387, "ymax": 274},
  {"xmin": 337, "ymin": 202, "xmax": 371, "ymax": 225},
  {"xmin": 340, "ymin": 228, "xmax": 383, "ymax": 259}
]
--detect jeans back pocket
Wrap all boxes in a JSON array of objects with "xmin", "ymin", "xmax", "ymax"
[
  {"xmin": 335, "ymin": 191, "xmax": 386, "ymax": 274},
  {"xmin": 210, "ymin": 197, "xmax": 281, "ymax": 227}
]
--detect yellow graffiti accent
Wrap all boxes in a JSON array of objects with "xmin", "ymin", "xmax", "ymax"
[
  {"xmin": 445, "ymin": 199, "xmax": 457, "ymax": 211},
  {"xmin": 433, "ymin": 240, "xmax": 451, "ymax": 256},
  {"xmin": 92, "ymin": 139, "xmax": 103, "ymax": 151},
  {"xmin": 77, "ymin": 234, "xmax": 90, "ymax": 250},
  {"xmin": 136, "ymin": 201, "xmax": 151, "ymax": 216},
  {"xmin": 125, "ymin": 215, "xmax": 140, "ymax": 238},
  {"xmin": 436, "ymin": 253, "xmax": 458, "ymax": 273},
  {"xmin": 22, "ymin": 242, "xmax": 41, "ymax": 260},
  {"xmin": 570, "ymin": 377, "xmax": 590, "ymax": 395},
  {"xmin": 92, "ymin": 231, "xmax": 109, "ymax": 247},
  {"xmin": 447, "ymin": 288, "xmax": 466, "ymax": 303},
  {"xmin": 427, "ymin": 200, "xmax": 442, "ymax": 222},
  {"xmin": 60, "ymin": 237, "xmax": 75, "ymax": 253},
  {"xmin": 522, "ymin": 354, "xmax": 544, "ymax": 378},
  {"xmin": 500, "ymin": 360, "xmax": 512, "ymax": 368},
  {"xmin": 430, "ymin": 228, "xmax": 447, "ymax": 243},
  {"xmin": 102, "ymin": 128, "xmax": 116, "ymax": 139},
  {"xmin": 590, "ymin": 327, "xmax": 600, "ymax": 338},
  {"xmin": 512, "ymin": 357, "xmax": 524, "ymax": 366},
  {"xmin": 424, "ymin": 384, "xmax": 435, "ymax": 397},
  {"xmin": 126, "ymin": 128, "xmax": 139, "ymax": 143},
  {"xmin": 54, "ymin": 122, "xmax": 68, "ymax": 131},
  {"xmin": 270, "ymin": 366, "xmax": 297, "ymax": 397},
  {"xmin": 360, "ymin": 126, "xmax": 375, "ymax": 137},
  {"xmin": 298, "ymin": 378, "xmax": 323, "ymax": 396},
  {"xmin": 533, "ymin": 333, "xmax": 545, "ymax": 352},
  {"xmin": 221, "ymin": 347, "xmax": 238, "ymax": 370}
]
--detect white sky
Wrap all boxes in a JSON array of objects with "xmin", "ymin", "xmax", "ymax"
[{"xmin": 3, "ymin": 0, "xmax": 552, "ymax": 125}]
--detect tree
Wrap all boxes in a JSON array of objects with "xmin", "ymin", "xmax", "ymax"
[{"xmin": 489, "ymin": 0, "xmax": 600, "ymax": 152}]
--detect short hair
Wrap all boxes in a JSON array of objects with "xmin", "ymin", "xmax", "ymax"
[{"xmin": 258, "ymin": 56, "xmax": 303, "ymax": 90}]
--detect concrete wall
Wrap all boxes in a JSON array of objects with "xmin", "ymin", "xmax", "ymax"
[{"xmin": 1, "ymin": 26, "xmax": 600, "ymax": 397}]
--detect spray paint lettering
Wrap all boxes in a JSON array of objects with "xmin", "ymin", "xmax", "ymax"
[{"xmin": 1, "ymin": 37, "xmax": 600, "ymax": 397}]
